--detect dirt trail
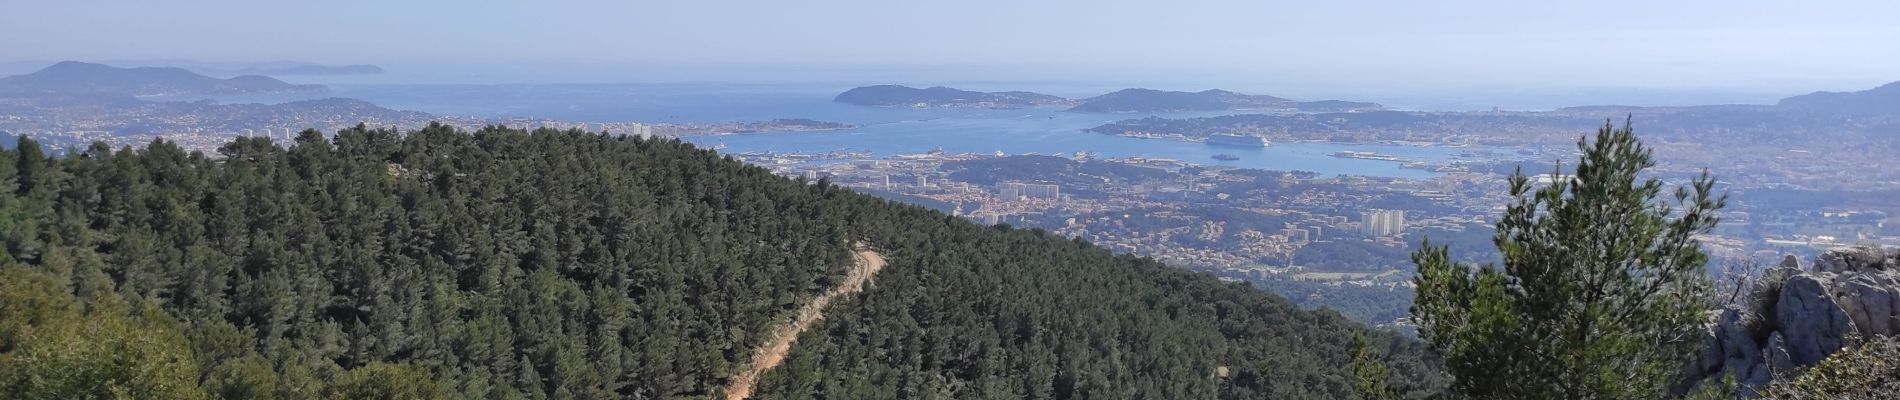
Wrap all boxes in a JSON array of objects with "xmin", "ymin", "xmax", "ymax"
[{"xmin": 722, "ymin": 245, "xmax": 886, "ymax": 400}]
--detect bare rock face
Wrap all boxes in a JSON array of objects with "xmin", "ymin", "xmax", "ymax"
[
  {"xmin": 1813, "ymin": 247, "xmax": 1894, "ymax": 273},
  {"xmin": 1764, "ymin": 332, "xmax": 1795, "ymax": 380},
  {"xmin": 1691, "ymin": 307, "xmax": 1767, "ymax": 394},
  {"xmin": 1678, "ymin": 247, "xmax": 1900, "ymax": 397},
  {"xmin": 1836, "ymin": 271, "xmax": 1900, "ymax": 337},
  {"xmin": 1774, "ymin": 274, "xmax": 1851, "ymax": 365}
]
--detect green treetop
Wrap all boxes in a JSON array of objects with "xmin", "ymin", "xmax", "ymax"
[{"xmin": 1411, "ymin": 119, "xmax": 1726, "ymax": 399}]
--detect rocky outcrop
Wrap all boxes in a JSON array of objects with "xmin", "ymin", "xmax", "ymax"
[
  {"xmin": 1773, "ymin": 274, "xmax": 1852, "ymax": 366},
  {"xmin": 1679, "ymin": 247, "xmax": 1900, "ymax": 396}
]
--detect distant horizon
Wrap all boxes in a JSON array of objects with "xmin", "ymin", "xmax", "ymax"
[
  {"xmin": 0, "ymin": 58, "xmax": 1883, "ymax": 111},
  {"xmin": 6, "ymin": 0, "xmax": 1897, "ymax": 106}
]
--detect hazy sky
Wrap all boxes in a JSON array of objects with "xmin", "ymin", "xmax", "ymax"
[{"xmin": 4, "ymin": 0, "xmax": 1896, "ymax": 92}]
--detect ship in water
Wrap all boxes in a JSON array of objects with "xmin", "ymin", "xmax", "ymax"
[
  {"xmin": 1211, "ymin": 153, "xmax": 1240, "ymax": 161},
  {"xmin": 1204, "ymin": 133, "xmax": 1270, "ymax": 147},
  {"xmin": 1330, "ymin": 151, "xmax": 1406, "ymax": 161}
]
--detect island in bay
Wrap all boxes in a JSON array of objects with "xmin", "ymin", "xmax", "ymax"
[
  {"xmin": 1068, "ymin": 88, "xmax": 1382, "ymax": 113},
  {"xmin": 833, "ymin": 84, "xmax": 1072, "ymax": 109}
]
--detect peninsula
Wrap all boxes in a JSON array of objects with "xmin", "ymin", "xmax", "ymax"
[
  {"xmin": 0, "ymin": 61, "xmax": 326, "ymax": 96},
  {"xmin": 834, "ymin": 85, "xmax": 1070, "ymax": 109},
  {"xmin": 1067, "ymin": 88, "xmax": 1383, "ymax": 113}
]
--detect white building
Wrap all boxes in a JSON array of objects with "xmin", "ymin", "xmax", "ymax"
[
  {"xmin": 1023, "ymin": 184, "xmax": 1061, "ymax": 199},
  {"xmin": 998, "ymin": 182, "xmax": 1060, "ymax": 199},
  {"xmin": 1361, "ymin": 209, "xmax": 1407, "ymax": 237}
]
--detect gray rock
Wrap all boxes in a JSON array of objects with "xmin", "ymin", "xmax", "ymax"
[
  {"xmin": 1764, "ymin": 332, "xmax": 1795, "ymax": 378},
  {"xmin": 1779, "ymin": 254, "xmax": 1801, "ymax": 270},
  {"xmin": 1813, "ymin": 247, "xmax": 1888, "ymax": 273},
  {"xmin": 1679, "ymin": 248, "xmax": 1900, "ymax": 397},
  {"xmin": 1694, "ymin": 311, "xmax": 1726, "ymax": 373},
  {"xmin": 1680, "ymin": 307, "xmax": 1770, "ymax": 395},
  {"xmin": 1742, "ymin": 357, "xmax": 1771, "ymax": 398},
  {"xmin": 1837, "ymin": 277, "xmax": 1897, "ymax": 337},
  {"xmin": 1715, "ymin": 309, "xmax": 1760, "ymax": 374},
  {"xmin": 1774, "ymin": 274, "xmax": 1853, "ymax": 365}
]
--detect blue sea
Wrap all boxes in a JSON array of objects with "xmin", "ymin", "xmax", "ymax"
[{"xmin": 155, "ymin": 83, "xmax": 1477, "ymax": 178}]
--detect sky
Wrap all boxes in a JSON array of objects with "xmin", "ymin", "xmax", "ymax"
[{"xmin": 3, "ymin": 0, "xmax": 1896, "ymax": 97}]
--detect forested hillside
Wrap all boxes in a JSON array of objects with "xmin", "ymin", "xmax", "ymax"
[{"xmin": 0, "ymin": 124, "xmax": 1444, "ymax": 399}]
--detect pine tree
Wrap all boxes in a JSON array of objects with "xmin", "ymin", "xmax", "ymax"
[
  {"xmin": 1352, "ymin": 332, "xmax": 1393, "ymax": 400},
  {"xmin": 13, "ymin": 136, "xmax": 44, "ymax": 195},
  {"xmin": 1410, "ymin": 119, "xmax": 1726, "ymax": 399},
  {"xmin": 0, "ymin": 126, "xmax": 1451, "ymax": 399},
  {"xmin": 326, "ymin": 362, "xmax": 447, "ymax": 400}
]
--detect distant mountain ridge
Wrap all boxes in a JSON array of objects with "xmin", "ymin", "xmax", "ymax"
[
  {"xmin": 1777, "ymin": 81, "xmax": 1900, "ymax": 114},
  {"xmin": 0, "ymin": 61, "xmax": 326, "ymax": 96},
  {"xmin": 1552, "ymin": 81, "xmax": 1900, "ymax": 115},
  {"xmin": 1067, "ymin": 88, "xmax": 1383, "ymax": 113},
  {"xmin": 834, "ymin": 85, "xmax": 1070, "ymax": 108}
]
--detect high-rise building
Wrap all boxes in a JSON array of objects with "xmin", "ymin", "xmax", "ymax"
[
  {"xmin": 1023, "ymin": 184, "xmax": 1060, "ymax": 199},
  {"xmin": 1360, "ymin": 209, "xmax": 1407, "ymax": 237},
  {"xmin": 998, "ymin": 182, "xmax": 1059, "ymax": 199},
  {"xmin": 1283, "ymin": 227, "xmax": 1310, "ymax": 243}
]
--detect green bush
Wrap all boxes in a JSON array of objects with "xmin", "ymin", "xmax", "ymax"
[
  {"xmin": 327, "ymin": 362, "xmax": 448, "ymax": 400},
  {"xmin": 1759, "ymin": 335, "xmax": 1900, "ymax": 399},
  {"xmin": 0, "ymin": 266, "xmax": 206, "ymax": 400}
]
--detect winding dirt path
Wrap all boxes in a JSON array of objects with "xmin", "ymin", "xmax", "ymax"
[{"xmin": 722, "ymin": 245, "xmax": 886, "ymax": 400}]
